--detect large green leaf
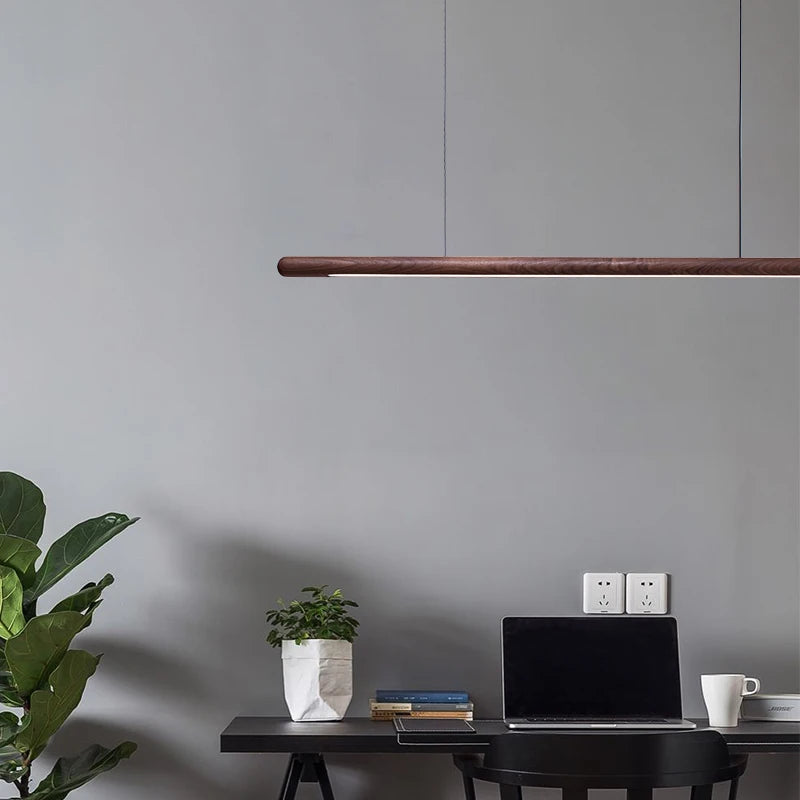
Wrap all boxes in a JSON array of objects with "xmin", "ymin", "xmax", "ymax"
[
  {"xmin": 0, "ymin": 569, "xmax": 23, "ymax": 640},
  {"xmin": 5, "ymin": 612, "xmax": 91, "ymax": 698},
  {"xmin": 28, "ymin": 514, "xmax": 138, "ymax": 601},
  {"xmin": 0, "ymin": 713, "xmax": 22, "ymax": 748},
  {"xmin": 0, "ymin": 536, "xmax": 41, "ymax": 589},
  {"xmin": 0, "ymin": 474, "xmax": 45, "ymax": 545},
  {"xmin": 28, "ymin": 741, "xmax": 136, "ymax": 800},
  {"xmin": 50, "ymin": 575, "xmax": 114, "ymax": 616},
  {"xmin": 15, "ymin": 650, "xmax": 99, "ymax": 760}
]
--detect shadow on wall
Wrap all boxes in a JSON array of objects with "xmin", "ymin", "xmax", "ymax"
[{"xmin": 49, "ymin": 501, "xmax": 497, "ymax": 800}]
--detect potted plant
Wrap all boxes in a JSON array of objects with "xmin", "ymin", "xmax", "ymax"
[
  {"xmin": 266, "ymin": 586, "xmax": 359, "ymax": 721},
  {"xmin": 0, "ymin": 471, "xmax": 138, "ymax": 798}
]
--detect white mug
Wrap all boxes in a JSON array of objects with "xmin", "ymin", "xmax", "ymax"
[{"xmin": 701, "ymin": 674, "xmax": 761, "ymax": 727}]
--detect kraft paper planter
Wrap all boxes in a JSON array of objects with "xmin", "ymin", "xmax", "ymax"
[{"xmin": 281, "ymin": 639, "xmax": 353, "ymax": 721}]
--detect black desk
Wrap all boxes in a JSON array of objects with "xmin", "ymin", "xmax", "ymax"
[{"xmin": 221, "ymin": 717, "xmax": 800, "ymax": 799}]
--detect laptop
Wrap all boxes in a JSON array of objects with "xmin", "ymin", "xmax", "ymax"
[{"xmin": 502, "ymin": 616, "xmax": 696, "ymax": 729}]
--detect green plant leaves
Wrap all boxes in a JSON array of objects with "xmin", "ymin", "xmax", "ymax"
[
  {"xmin": 27, "ymin": 514, "xmax": 138, "ymax": 602},
  {"xmin": 0, "ymin": 536, "xmax": 41, "ymax": 589},
  {"xmin": 265, "ymin": 585, "xmax": 360, "ymax": 647},
  {"xmin": 0, "ymin": 568, "xmax": 24, "ymax": 640},
  {"xmin": 0, "ymin": 646, "xmax": 22, "ymax": 707},
  {"xmin": 50, "ymin": 575, "xmax": 114, "ymax": 616},
  {"xmin": 0, "ymin": 472, "xmax": 138, "ymax": 796},
  {"xmin": 15, "ymin": 650, "xmax": 100, "ymax": 760},
  {"xmin": 0, "ymin": 473, "xmax": 45, "ymax": 545},
  {"xmin": 0, "ymin": 713, "xmax": 22, "ymax": 748},
  {"xmin": 0, "ymin": 744, "xmax": 25, "ymax": 784},
  {"xmin": 5, "ymin": 612, "xmax": 92, "ymax": 698},
  {"xmin": 0, "ymin": 678, "xmax": 22, "ymax": 709},
  {"xmin": 28, "ymin": 741, "xmax": 136, "ymax": 800}
]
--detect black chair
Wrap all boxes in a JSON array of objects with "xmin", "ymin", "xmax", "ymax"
[{"xmin": 454, "ymin": 730, "xmax": 748, "ymax": 800}]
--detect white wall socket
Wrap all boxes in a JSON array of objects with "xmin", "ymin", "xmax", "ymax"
[
  {"xmin": 626, "ymin": 573, "xmax": 669, "ymax": 614},
  {"xmin": 582, "ymin": 573, "xmax": 625, "ymax": 614}
]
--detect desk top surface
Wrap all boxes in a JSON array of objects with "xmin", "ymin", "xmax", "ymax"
[{"xmin": 221, "ymin": 717, "xmax": 800, "ymax": 755}]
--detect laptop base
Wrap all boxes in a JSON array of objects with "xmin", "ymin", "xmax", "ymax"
[{"xmin": 505, "ymin": 718, "xmax": 697, "ymax": 730}]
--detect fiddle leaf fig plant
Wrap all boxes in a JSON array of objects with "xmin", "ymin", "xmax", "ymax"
[
  {"xmin": 266, "ymin": 586, "xmax": 359, "ymax": 647},
  {"xmin": 0, "ymin": 472, "xmax": 138, "ymax": 798}
]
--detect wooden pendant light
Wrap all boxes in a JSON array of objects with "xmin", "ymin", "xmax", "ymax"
[
  {"xmin": 277, "ymin": 257, "xmax": 800, "ymax": 277},
  {"xmin": 278, "ymin": 4, "xmax": 797, "ymax": 278}
]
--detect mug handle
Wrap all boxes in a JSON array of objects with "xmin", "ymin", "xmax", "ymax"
[{"xmin": 742, "ymin": 677, "xmax": 760, "ymax": 696}]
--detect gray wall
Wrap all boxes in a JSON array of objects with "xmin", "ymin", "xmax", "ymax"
[{"xmin": 0, "ymin": 1, "xmax": 798, "ymax": 798}]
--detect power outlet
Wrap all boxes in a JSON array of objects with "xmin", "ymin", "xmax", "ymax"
[
  {"xmin": 582, "ymin": 573, "xmax": 625, "ymax": 614},
  {"xmin": 626, "ymin": 573, "xmax": 669, "ymax": 614}
]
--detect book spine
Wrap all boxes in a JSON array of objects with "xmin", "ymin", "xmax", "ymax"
[
  {"xmin": 371, "ymin": 711, "xmax": 474, "ymax": 720},
  {"xmin": 369, "ymin": 702, "xmax": 414, "ymax": 711},
  {"xmin": 370, "ymin": 702, "xmax": 473, "ymax": 712},
  {"xmin": 375, "ymin": 691, "xmax": 469, "ymax": 703}
]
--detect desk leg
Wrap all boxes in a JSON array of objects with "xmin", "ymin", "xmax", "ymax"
[
  {"xmin": 278, "ymin": 754, "xmax": 336, "ymax": 800},
  {"xmin": 278, "ymin": 755, "xmax": 302, "ymax": 800},
  {"xmin": 312, "ymin": 756, "xmax": 335, "ymax": 800}
]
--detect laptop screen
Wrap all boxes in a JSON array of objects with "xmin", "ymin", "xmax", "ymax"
[{"xmin": 502, "ymin": 617, "xmax": 683, "ymax": 719}]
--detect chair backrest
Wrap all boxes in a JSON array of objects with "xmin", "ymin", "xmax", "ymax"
[{"xmin": 483, "ymin": 731, "xmax": 732, "ymax": 789}]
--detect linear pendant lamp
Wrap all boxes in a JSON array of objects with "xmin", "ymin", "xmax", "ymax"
[
  {"xmin": 278, "ymin": 2, "xmax": 800, "ymax": 278},
  {"xmin": 278, "ymin": 257, "xmax": 800, "ymax": 277}
]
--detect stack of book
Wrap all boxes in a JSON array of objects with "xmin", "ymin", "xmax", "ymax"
[{"xmin": 369, "ymin": 690, "xmax": 473, "ymax": 721}]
